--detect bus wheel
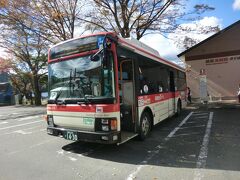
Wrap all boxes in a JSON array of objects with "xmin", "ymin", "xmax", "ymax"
[
  {"xmin": 176, "ymin": 100, "xmax": 182, "ymax": 116},
  {"xmin": 139, "ymin": 112, "xmax": 151, "ymax": 140}
]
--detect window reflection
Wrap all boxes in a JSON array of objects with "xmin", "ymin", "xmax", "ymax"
[{"xmin": 48, "ymin": 55, "xmax": 115, "ymax": 100}]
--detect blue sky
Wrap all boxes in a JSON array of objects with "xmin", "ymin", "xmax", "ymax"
[{"xmin": 194, "ymin": 0, "xmax": 240, "ymax": 27}]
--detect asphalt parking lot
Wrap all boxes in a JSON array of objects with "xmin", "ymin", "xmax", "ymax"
[{"xmin": 0, "ymin": 103, "xmax": 240, "ymax": 180}]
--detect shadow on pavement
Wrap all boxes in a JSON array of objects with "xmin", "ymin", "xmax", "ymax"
[{"xmin": 62, "ymin": 103, "xmax": 240, "ymax": 172}]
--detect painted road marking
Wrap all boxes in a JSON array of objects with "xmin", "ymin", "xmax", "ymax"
[
  {"xmin": 18, "ymin": 115, "xmax": 41, "ymax": 121},
  {"xmin": 164, "ymin": 112, "xmax": 193, "ymax": 141},
  {"xmin": 193, "ymin": 114, "xmax": 208, "ymax": 116},
  {"xmin": 179, "ymin": 125, "xmax": 206, "ymax": 129},
  {"xmin": 186, "ymin": 121, "xmax": 202, "ymax": 124},
  {"xmin": 126, "ymin": 112, "xmax": 193, "ymax": 180},
  {"xmin": 193, "ymin": 112, "xmax": 208, "ymax": 115},
  {"xmin": 194, "ymin": 112, "xmax": 213, "ymax": 180},
  {"xmin": 0, "ymin": 121, "xmax": 8, "ymax": 125},
  {"xmin": 14, "ymin": 130, "xmax": 32, "ymax": 135},
  {"xmin": 0, "ymin": 125, "xmax": 43, "ymax": 136},
  {"xmin": 7, "ymin": 138, "xmax": 57, "ymax": 155},
  {"xmin": 0, "ymin": 120, "xmax": 42, "ymax": 131},
  {"xmin": 194, "ymin": 116, "xmax": 209, "ymax": 119},
  {"xmin": 172, "ymin": 132, "xmax": 202, "ymax": 137}
]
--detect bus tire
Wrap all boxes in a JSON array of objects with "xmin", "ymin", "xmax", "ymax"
[
  {"xmin": 139, "ymin": 112, "xmax": 151, "ymax": 140},
  {"xmin": 176, "ymin": 100, "xmax": 182, "ymax": 116}
]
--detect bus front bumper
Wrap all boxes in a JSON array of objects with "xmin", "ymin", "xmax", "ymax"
[{"xmin": 47, "ymin": 127, "xmax": 120, "ymax": 144}]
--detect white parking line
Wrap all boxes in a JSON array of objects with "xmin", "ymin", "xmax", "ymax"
[
  {"xmin": 126, "ymin": 112, "xmax": 193, "ymax": 180},
  {"xmin": 0, "ymin": 121, "xmax": 8, "ymax": 125},
  {"xmin": 8, "ymin": 138, "xmax": 57, "ymax": 155},
  {"xmin": 0, "ymin": 125, "xmax": 43, "ymax": 136},
  {"xmin": 14, "ymin": 130, "xmax": 32, "ymax": 135},
  {"xmin": 0, "ymin": 120, "xmax": 42, "ymax": 131},
  {"xmin": 18, "ymin": 115, "xmax": 41, "ymax": 121},
  {"xmin": 193, "ymin": 114, "xmax": 208, "ymax": 116},
  {"xmin": 179, "ymin": 125, "xmax": 206, "ymax": 129},
  {"xmin": 194, "ymin": 116, "xmax": 209, "ymax": 119},
  {"xmin": 186, "ymin": 121, "xmax": 203, "ymax": 124},
  {"xmin": 173, "ymin": 132, "xmax": 202, "ymax": 137},
  {"xmin": 193, "ymin": 112, "xmax": 209, "ymax": 115},
  {"xmin": 164, "ymin": 112, "xmax": 193, "ymax": 141},
  {"xmin": 194, "ymin": 112, "xmax": 213, "ymax": 180}
]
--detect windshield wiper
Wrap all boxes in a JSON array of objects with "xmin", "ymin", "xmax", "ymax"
[
  {"xmin": 54, "ymin": 91, "xmax": 65, "ymax": 105},
  {"xmin": 77, "ymin": 95, "xmax": 95, "ymax": 105}
]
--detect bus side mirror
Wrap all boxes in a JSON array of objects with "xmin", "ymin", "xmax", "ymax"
[
  {"xmin": 90, "ymin": 47, "xmax": 103, "ymax": 62},
  {"xmin": 90, "ymin": 54, "xmax": 101, "ymax": 62}
]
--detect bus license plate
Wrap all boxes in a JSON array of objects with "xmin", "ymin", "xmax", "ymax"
[{"xmin": 65, "ymin": 131, "xmax": 78, "ymax": 141}]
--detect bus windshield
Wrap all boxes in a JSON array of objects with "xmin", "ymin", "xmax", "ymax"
[{"xmin": 48, "ymin": 53, "xmax": 115, "ymax": 103}]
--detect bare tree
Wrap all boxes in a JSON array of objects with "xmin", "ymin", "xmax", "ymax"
[
  {"xmin": 83, "ymin": 0, "xmax": 218, "ymax": 40},
  {"xmin": 173, "ymin": 19, "xmax": 221, "ymax": 50},
  {"xmin": 29, "ymin": 0, "xmax": 85, "ymax": 42},
  {"xmin": 0, "ymin": 0, "xmax": 85, "ymax": 43}
]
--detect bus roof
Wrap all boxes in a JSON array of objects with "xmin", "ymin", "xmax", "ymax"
[
  {"xmin": 117, "ymin": 36, "xmax": 185, "ymax": 72},
  {"xmin": 50, "ymin": 32, "xmax": 185, "ymax": 72}
]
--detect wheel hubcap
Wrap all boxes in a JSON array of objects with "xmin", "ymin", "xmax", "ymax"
[{"xmin": 142, "ymin": 116, "xmax": 150, "ymax": 136}]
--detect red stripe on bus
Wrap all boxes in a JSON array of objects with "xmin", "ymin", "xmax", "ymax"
[
  {"xmin": 48, "ymin": 50, "xmax": 98, "ymax": 63},
  {"xmin": 138, "ymin": 92, "xmax": 182, "ymax": 106},
  {"xmin": 47, "ymin": 104, "xmax": 120, "ymax": 113}
]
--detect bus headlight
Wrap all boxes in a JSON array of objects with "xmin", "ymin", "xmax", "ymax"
[
  {"xmin": 102, "ymin": 125, "xmax": 109, "ymax": 131},
  {"xmin": 47, "ymin": 115, "xmax": 54, "ymax": 127},
  {"xmin": 96, "ymin": 118, "xmax": 118, "ymax": 132},
  {"xmin": 110, "ymin": 119, "xmax": 117, "ymax": 131},
  {"xmin": 101, "ymin": 119, "xmax": 109, "ymax": 124}
]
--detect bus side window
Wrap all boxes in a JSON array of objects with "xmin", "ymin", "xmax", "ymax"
[
  {"xmin": 139, "ymin": 76, "xmax": 150, "ymax": 94},
  {"xmin": 157, "ymin": 81, "xmax": 164, "ymax": 92}
]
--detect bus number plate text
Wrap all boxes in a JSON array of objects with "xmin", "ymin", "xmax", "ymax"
[{"xmin": 65, "ymin": 131, "xmax": 78, "ymax": 141}]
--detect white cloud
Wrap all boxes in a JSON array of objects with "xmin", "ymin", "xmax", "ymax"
[
  {"xmin": 140, "ymin": 34, "xmax": 180, "ymax": 62},
  {"xmin": 233, "ymin": 0, "xmax": 240, "ymax": 10},
  {"xmin": 140, "ymin": 16, "xmax": 222, "ymax": 66},
  {"xmin": 173, "ymin": 16, "xmax": 222, "ymax": 42},
  {"xmin": 198, "ymin": 16, "xmax": 222, "ymax": 28}
]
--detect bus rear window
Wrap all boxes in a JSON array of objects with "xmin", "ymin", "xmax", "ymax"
[
  {"xmin": 49, "ymin": 36, "xmax": 104, "ymax": 60},
  {"xmin": 0, "ymin": 83, "xmax": 8, "ymax": 92}
]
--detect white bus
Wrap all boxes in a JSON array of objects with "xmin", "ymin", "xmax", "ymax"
[{"xmin": 46, "ymin": 32, "xmax": 187, "ymax": 144}]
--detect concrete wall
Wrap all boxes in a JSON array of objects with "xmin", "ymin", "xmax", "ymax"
[{"xmin": 186, "ymin": 55, "xmax": 240, "ymax": 99}]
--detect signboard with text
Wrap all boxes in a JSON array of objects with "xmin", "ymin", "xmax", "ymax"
[{"xmin": 205, "ymin": 55, "xmax": 240, "ymax": 65}]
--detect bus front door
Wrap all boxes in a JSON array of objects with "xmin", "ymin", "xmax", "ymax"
[{"xmin": 118, "ymin": 59, "xmax": 138, "ymax": 145}]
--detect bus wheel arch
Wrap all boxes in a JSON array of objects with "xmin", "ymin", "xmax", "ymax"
[{"xmin": 139, "ymin": 107, "xmax": 153, "ymax": 140}]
